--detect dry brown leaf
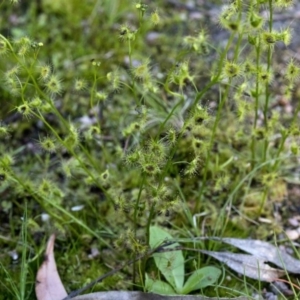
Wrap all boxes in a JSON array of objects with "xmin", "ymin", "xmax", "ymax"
[
  {"xmin": 72, "ymin": 291, "xmax": 249, "ymax": 300},
  {"xmin": 200, "ymin": 250, "xmax": 285, "ymax": 282},
  {"xmin": 35, "ymin": 234, "xmax": 67, "ymax": 300},
  {"xmin": 218, "ymin": 238, "xmax": 300, "ymax": 274}
]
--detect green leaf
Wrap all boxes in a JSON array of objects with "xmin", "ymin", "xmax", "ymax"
[
  {"xmin": 150, "ymin": 226, "xmax": 184, "ymax": 291},
  {"xmin": 145, "ymin": 274, "xmax": 176, "ymax": 295},
  {"xmin": 181, "ymin": 266, "xmax": 221, "ymax": 294}
]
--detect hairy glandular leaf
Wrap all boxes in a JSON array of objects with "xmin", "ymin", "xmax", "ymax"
[
  {"xmin": 181, "ymin": 266, "xmax": 221, "ymax": 294},
  {"xmin": 150, "ymin": 226, "xmax": 184, "ymax": 291}
]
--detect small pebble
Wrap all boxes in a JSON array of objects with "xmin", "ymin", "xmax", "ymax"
[
  {"xmin": 41, "ymin": 213, "xmax": 50, "ymax": 222},
  {"xmin": 71, "ymin": 205, "xmax": 85, "ymax": 212},
  {"xmin": 285, "ymin": 228, "xmax": 300, "ymax": 240},
  {"xmin": 288, "ymin": 217, "xmax": 299, "ymax": 227}
]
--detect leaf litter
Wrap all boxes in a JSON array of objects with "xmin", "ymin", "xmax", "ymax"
[
  {"xmin": 35, "ymin": 234, "xmax": 67, "ymax": 300},
  {"xmin": 200, "ymin": 250, "xmax": 284, "ymax": 282},
  {"xmin": 71, "ymin": 291, "xmax": 249, "ymax": 300},
  {"xmin": 207, "ymin": 237, "xmax": 300, "ymax": 274},
  {"xmin": 35, "ymin": 235, "xmax": 300, "ymax": 300}
]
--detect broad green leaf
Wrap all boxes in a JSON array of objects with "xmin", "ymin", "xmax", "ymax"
[
  {"xmin": 150, "ymin": 226, "xmax": 184, "ymax": 291},
  {"xmin": 145, "ymin": 274, "xmax": 176, "ymax": 295},
  {"xmin": 181, "ymin": 266, "xmax": 221, "ymax": 294}
]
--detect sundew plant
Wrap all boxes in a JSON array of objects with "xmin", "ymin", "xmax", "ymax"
[{"xmin": 1, "ymin": 0, "xmax": 300, "ymax": 298}]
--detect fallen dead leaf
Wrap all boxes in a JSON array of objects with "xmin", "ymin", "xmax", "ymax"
[
  {"xmin": 217, "ymin": 238, "xmax": 300, "ymax": 274},
  {"xmin": 71, "ymin": 291, "xmax": 249, "ymax": 300},
  {"xmin": 35, "ymin": 234, "xmax": 67, "ymax": 300},
  {"xmin": 200, "ymin": 250, "xmax": 284, "ymax": 282}
]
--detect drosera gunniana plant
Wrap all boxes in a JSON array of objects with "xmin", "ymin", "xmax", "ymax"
[{"xmin": 1, "ymin": 0, "xmax": 300, "ymax": 298}]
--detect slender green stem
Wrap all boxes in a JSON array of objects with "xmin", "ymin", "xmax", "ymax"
[
  {"xmin": 132, "ymin": 174, "xmax": 146, "ymax": 285},
  {"xmin": 20, "ymin": 202, "xmax": 28, "ymax": 300},
  {"xmin": 263, "ymin": 0, "xmax": 274, "ymax": 161},
  {"xmin": 90, "ymin": 69, "xmax": 98, "ymax": 108},
  {"xmin": 145, "ymin": 204, "xmax": 156, "ymax": 247},
  {"xmin": 134, "ymin": 175, "xmax": 146, "ymax": 238},
  {"xmin": 251, "ymin": 41, "xmax": 262, "ymax": 168},
  {"xmin": 195, "ymin": 81, "xmax": 231, "ymax": 212},
  {"xmin": 254, "ymin": 43, "xmax": 261, "ymax": 129},
  {"xmin": 156, "ymin": 96, "xmax": 184, "ymax": 138},
  {"xmin": 191, "ymin": 33, "xmax": 235, "ymax": 111},
  {"xmin": 272, "ymin": 130, "xmax": 289, "ymax": 171}
]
